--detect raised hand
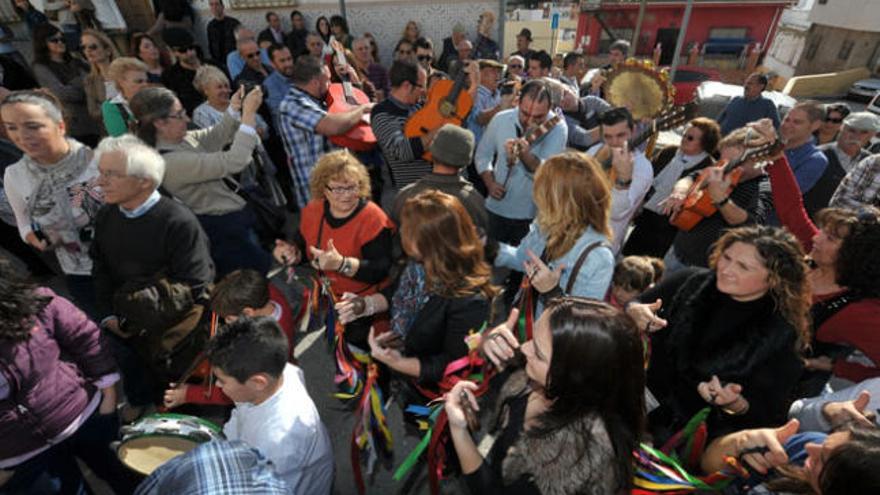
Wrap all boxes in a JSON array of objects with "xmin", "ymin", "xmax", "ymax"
[
  {"xmin": 822, "ymin": 390, "xmax": 876, "ymax": 429},
  {"xmin": 524, "ymin": 249, "xmax": 564, "ymax": 294},
  {"xmin": 625, "ymin": 298, "xmax": 667, "ymax": 333},
  {"xmin": 309, "ymin": 238, "xmax": 344, "ymax": 272},
  {"xmin": 734, "ymin": 419, "xmax": 799, "ymax": 474},
  {"xmin": 480, "ymin": 308, "xmax": 521, "ymax": 370},
  {"xmin": 698, "ymin": 375, "xmax": 748, "ymax": 414},
  {"xmin": 445, "ymin": 380, "xmax": 480, "ymax": 430}
]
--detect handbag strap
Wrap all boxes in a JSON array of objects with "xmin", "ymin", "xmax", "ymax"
[{"xmin": 564, "ymin": 240, "xmax": 609, "ymax": 294}]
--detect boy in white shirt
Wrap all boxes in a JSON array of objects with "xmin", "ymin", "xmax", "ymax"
[{"xmin": 208, "ymin": 316, "xmax": 334, "ymax": 494}]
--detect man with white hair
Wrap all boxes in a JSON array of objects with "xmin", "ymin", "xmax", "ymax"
[
  {"xmin": 805, "ymin": 112, "xmax": 880, "ymax": 216},
  {"xmin": 448, "ymin": 39, "xmax": 473, "ymax": 79},
  {"xmin": 91, "ymin": 135, "xmax": 215, "ymax": 327},
  {"xmin": 91, "ymin": 134, "xmax": 214, "ymax": 415},
  {"xmin": 506, "ymin": 54, "xmax": 525, "ymax": 79}
]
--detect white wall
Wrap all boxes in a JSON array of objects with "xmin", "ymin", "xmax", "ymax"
[{"xmin": 808, "ymin": 0, "xmax": 880, "ymax": 33}]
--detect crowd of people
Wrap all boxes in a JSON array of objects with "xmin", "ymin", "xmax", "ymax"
[{"xmin": 1, "ymin": 2, "xmax": 880, "ymax": 494}]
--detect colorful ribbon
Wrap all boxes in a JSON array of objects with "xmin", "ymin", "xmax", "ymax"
[{"xmin": 306, "ymin": 274, "xmax": 392, "ymax": 495}]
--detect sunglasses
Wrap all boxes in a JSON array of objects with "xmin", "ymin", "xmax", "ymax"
[
  {"xmin": 509, "ymin": 64, "xmax": 522, "ymax": 69},
  {"xmin": 81, "ymin": 43, "xmax": 101, "ymax": 52},
  {"xmin": 417, "ymin": 54, "xmax": 432, "ymax": 61},
  {"xmin": 48, "ymin": 36, "xmax": 65, "ymax": 44},
  {"xmin": 825, "ymin": 117, "xmax": 843, "ymax": 124},
  {"xmin": 683, "ymin": 134, "xmax": 699, "ymax": 142},
  {"xmin": 244, "ymin": 51, "xmax": 260, "ymax": 59}
]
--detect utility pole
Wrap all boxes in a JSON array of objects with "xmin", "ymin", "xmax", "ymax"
[{"xmin": 669, "ymin": 0, "xmax": 694, "ymax": 80}]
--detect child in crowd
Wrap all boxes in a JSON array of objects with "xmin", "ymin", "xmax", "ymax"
[
  {"xmin": 209, "ymin": 317, "xmax": 334, "ymax": 494},
  {"xmin": 608, "ymin": 255, "xmax": 664, "ymax": 308},
  {"xmin": 163, "ymin": 269, "xmax": 300, "ymax": 409}
]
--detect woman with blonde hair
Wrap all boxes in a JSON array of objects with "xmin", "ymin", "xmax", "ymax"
[
  {"xmin": 493, "ymin": 151, "xmax": 616, "ymax": 309},
  {"xmin": 273, "ymin": 150, "xmax": 395, "ymax": 349},
  {"xmin": 401, "ymin": 20, "xmax": 420, "ymax": 44},
  {"xmin": 80, "ymin": 29, "xmax": 120, "ymax": 128},
  {"xmin": 102, "ymin": 57, "xmax": 150, "ymax": 136}
]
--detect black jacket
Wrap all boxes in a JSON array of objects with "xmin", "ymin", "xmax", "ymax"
[
  {"xmin": 404, "ymin": 292, "xmax": 490, "ymax": 385},
  {"xmin": 642, "ymin": 268, "xmax": 803, "ymax": 443}
]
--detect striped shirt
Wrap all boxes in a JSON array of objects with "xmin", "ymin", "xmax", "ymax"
[{"xmin": 370, "ymin": 96, "xmax": 432, "ymax": 190}]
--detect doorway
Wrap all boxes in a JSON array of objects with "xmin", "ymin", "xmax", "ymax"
[{"xmin": 656, "ymin": 28, "xmax": 679, "ymax": 65}]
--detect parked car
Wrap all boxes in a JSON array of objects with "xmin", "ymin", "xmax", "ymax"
[
  {"xmin": 695, "ymin": 81, "xmax": 797, "ymax": 121},
  {"xmin": 847, "ymin": 77, "xmax": 880, "ymax": 101},
  {"xmin": 671, "ymin": 66, "xmax": 721, "ymax": 105},
  {"xmin": 867, "ymin": 90, "xmax": 880, "ymax": 116}
]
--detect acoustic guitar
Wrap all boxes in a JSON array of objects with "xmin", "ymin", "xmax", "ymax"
[
  {"xmin": 326, "ymin": 38, "xmax": 376, "ymax": 152},
  {"xmin": 404, "ymin": 67, "xmax": 474, "ymax": 161},
  {"xmin": 670, "ymin": 139, "xmax": 783, "ymax": 231}
]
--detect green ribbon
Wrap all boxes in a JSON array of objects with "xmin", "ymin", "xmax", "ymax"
[{"xmin": 392, "ymin": 406, "xmax": 442, "ymax": 481}]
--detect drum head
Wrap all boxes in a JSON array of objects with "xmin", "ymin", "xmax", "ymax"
[
  {"xmin": 118, "ymin": 435, "xmax": 200, "ymax": 475},
  {"xmin": 604, "ymin": 59, "xmax": 674, "ymax": 120}
]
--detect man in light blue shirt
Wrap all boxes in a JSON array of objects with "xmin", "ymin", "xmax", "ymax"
[
  {"xmin": 264, "ymin": 44, "xmax": 294, "ymax": 129},
  {"xmin": 466, "ymin": 59, "xmax": 513, "ymax": 147},
  {"xmin": 227, "ymin": 26, "xmax": 272, "ymax": 80},
  {"xmin": 475, "ymin": 79, "xmax": 567, "ymax": 245}
]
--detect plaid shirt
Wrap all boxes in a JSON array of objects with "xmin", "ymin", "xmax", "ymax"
[
  {"xmin": 279, "ymin": 86, "xmax": 331, "ymax": 208},
  {"xmin": 135, "ymin": 440, "xmax": 291, "ymax": 495},
  {"xmin": 830, "ymin": 153, "xmax": 880, "ymax": 209}
]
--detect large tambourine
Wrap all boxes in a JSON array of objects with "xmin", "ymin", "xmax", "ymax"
[{"xmin": 603, "ymin": 58, "xmax": 675, "ymax": 120}]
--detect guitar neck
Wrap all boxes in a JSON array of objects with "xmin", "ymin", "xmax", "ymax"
[
  {"xmin": 444, "ymin": 71, "xmax": 469, "ymax": 104},
  {"xmin": 628, "ymin": 120, "xmax": 657, "ymax": 151}
]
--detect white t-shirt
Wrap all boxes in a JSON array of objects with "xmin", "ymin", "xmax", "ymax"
[
  {"xmin": 587, "ymin": 143, "xmax": 653, "ymax": 254},
  {"xmin": 224, "ymin": 364, "xmax": 334, "ymax": 494}
]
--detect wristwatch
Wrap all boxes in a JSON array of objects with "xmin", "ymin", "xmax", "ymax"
[{"xmin": 712, "ymin": 196, "xmax": 731, "ymax": 208}]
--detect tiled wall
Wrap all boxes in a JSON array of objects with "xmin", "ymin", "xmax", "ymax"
[{"xmin": 194, "ymin": 0, "xmax": 499, "ymax": 66}]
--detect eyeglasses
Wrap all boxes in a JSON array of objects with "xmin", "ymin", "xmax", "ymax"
[
  {"xmin": 825, "ymin": 117, "xmax": 843, "ymax": 124},
  {"xmin": 508, "ymin": 64, "xmax": 522, "ymax": 69},
  {"xmin": 81, "ymin": 44, "xmax": 101, "ymax": 52},
  {"xmin": 98, "ymin": 169, "xmax": 128, "ymax": 180},
  {"xmin": 164, "ymin": 109, "xmax": 188, "ymax": 120},
  {"xmin": 48, "ymin": 36, "xmax": 65, "ymax": 44},
  {"xmin": 325, "ymin": 185, "xmax": 358, "ymax": 195},
  {"xmin": 243, "ymin": 51, "xmax": 260, "ymax": 59},
  {"xmin": 417, "ymin": 54, "xmax": 432, "ymax": 61}
]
